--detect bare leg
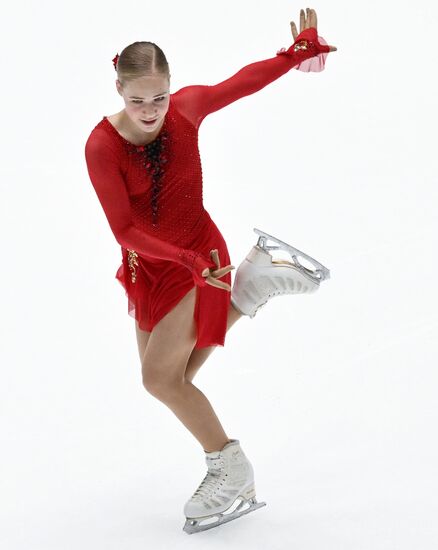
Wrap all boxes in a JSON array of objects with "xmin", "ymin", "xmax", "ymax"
[
  {"xmin": 184, "ymin": 300, "xmax": 243, "ymax": 382},
  {"xmin": 140, "ymin": 288, "xmax": 243, "ymax": 452},
  {"xmin": 135, "ymin": 299, "xmax": 243, "ymax": 379}
]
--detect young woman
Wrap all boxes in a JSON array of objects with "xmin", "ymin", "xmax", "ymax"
[{"xmin": 85, "ymin": 7, "xmax": 336, "ymax": 534}]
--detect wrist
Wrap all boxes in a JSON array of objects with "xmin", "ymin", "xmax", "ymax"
[
  {"xmin": 276, "ymin": 27, "xmax": 327, "ymax": 61},
  {"xmin": 177, "ymin": 248, "xmax": 201, "ymax": 270}
]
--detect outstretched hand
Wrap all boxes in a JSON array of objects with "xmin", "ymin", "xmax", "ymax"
[
  {"xmin": 201, "ymin": 249, "xmax": 235, "ymax": 292},
  {"xmin": 291, "ymin": 7, "xmax": 337, "ymax": 52}
]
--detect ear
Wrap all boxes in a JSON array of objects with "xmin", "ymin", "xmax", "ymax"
[{"xmin": 115, "ymin": 79, "xmax": 122, "ymax": 95}]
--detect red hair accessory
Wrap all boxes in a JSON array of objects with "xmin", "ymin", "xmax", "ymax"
[{"xmin": 112, "ymin": 53, "xmax": 119, "ymax": 71}]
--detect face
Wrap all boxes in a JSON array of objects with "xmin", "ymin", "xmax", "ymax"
[{"xmin": 116, "ymin": 73, "xmax": 170, "ymax": 134}]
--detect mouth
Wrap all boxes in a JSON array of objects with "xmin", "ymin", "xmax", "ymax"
[{"xmin": 141, "ymin": 118, "xmax": 158, "ymax": 126}]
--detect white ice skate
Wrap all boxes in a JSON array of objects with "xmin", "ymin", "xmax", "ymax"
[
  {"xmin": 183, "ymin": 439, "xmax": 266, "ymax": 534},
  {"xmin": 231, "ymin": 228, "xmax": 331, "ymax": 319}
]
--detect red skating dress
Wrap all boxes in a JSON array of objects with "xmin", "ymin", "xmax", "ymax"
[{"xmin": 84, "ymin": 28, "xmax": 331, "ymax": 348}]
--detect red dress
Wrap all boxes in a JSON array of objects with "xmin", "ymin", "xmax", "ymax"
[{"xmin": 84, "ymin": 28, "xmax": 331, "ymax": 348}]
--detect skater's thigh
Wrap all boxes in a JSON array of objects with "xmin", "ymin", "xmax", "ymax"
[
  {"xmin": 135, "ymin": 320, "xmax": 151, "ymax": 365},
  {"xmin": 142, "ymin": 286, "xmax": 198, "ymax": 388}
]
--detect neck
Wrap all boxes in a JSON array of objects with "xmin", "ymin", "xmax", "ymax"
[{"xmin": 120, "ymin": 110, "xmax": 165, "ymax": 145}]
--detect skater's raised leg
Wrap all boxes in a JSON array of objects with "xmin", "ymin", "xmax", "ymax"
[{"xmin": 141, "ymin": 286, "xmax": 234, "ymax": 453}]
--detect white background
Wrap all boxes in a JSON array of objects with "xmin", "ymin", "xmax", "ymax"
[{"xmin": 1, "ymin": 0, "xmax": 437, "ymax": 548}]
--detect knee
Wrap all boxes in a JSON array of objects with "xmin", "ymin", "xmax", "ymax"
[
  {"xmin": 142, "ymin": 365, "xmax": 182, "ymax": 399},
  {"xmin": 142, "ymin": 369, "xmax": 166, "ymax": 396}
]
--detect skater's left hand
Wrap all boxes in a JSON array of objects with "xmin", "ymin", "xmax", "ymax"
[
  {"xmin": 201, "ymin": 249, "xmax": 234, "ymax": 292},
  {"xmin": 290, "ymin": 7, "xmax": 337, "ymax": 52}
]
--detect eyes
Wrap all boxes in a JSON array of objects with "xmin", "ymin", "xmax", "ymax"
[{"xmin": 131, "ymin": 97, "xmax": 166, "ymax": 104}]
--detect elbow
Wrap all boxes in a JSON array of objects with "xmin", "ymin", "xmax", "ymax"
[{"xmin": 110, "ymin": 223, "xmax": 134, "ymax": 251}]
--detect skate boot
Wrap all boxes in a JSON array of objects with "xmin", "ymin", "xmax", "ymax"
[
  {"xmin": 183, "ymin": 439, "xmax": 266, "ymax": 534},
  {"xmin": 231, "ymin": 228, "xmax": 331, "ymax": 318}
]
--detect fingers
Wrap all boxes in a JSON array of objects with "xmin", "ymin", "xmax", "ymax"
[
  {"xmin": 201, "ymin": 266, "xmax": 228, "ymax": 279},
  {"xmin": 210, "ymin": 248, "xmax": 220, "ymax": 268},
  {"xmin": 308, "ymin": 8, "xmax": 317, "ymax": 28},
  {"xmin": 300, "ymin": 8, "xmax": 305, "ymax": 32},
  {"xmin": 202, "ymin": 249, "xmax": 234, "ymax": 291},
  {"xmin": 208, "ymin": 249, "xmax": 235, "ymax": 278},
  {"xmin": 206, "ymin": 278, "xmax": 232, "ymax": 292},
  {"xmin": 205, "ymin": 264, "xmax": 234, "ymax": 291},
  {"xmin": 211, "ymin": 264, "xmax": 234, "ymax": 278},
  {"xmin": 305, "ymin": 8, "xmax": 313, "ymax": 29},
  {"xmin": 290, "ymin": 21, "xmax": 297, "ymax": 40},
  {"xmin": 206, "ymin": 271, "xmax": 232, "ymax": 291},
  {"xmin": 294, "ymin": 8, "xmax": 337, "ymax": 51},
  {"xmin": 201, "ymin": 249, "xmax": 219, "ymax": 277},
  {"xmin": 299, "ymin": 8, "xmax": 317, "ymax": 32}
]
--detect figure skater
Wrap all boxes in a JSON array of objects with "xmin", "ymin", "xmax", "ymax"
[{"xmin": 84, "ymin": 7, "xmax": 336, "ymax": 534}]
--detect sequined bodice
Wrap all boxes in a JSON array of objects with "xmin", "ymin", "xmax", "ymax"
[{"xmin": 97, "ymin": 98, "xmax": 205, "ymax": 248}]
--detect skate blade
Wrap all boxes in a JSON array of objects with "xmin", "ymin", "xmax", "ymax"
[
  {"xmin": 183, "ymin": 497, "xmax": 266, "ymax": 535},
  {"xmin": 254, "ymin": 227, "xmax": 330, "ymax": 282}
]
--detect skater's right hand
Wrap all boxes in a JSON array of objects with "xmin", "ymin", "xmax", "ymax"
[
  {"xmin": 289, "ymin": 7, "xmax": 337, "ymax": 52},
  {"xmin": 201, "ymin": 249, "xmax": 235, "ymax": 292}
]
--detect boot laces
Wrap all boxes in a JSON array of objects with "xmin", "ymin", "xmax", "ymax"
[{"xmin": 190, "ymin": 458, "xmax": 225, "ymax": 501}]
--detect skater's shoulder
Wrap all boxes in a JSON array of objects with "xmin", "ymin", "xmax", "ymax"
[
  {"xmin": 85, "ymin": 119, "xmax": 122, "ymax": 160},
  {"xmin": 85, "ymin": 112, "xmax": 124, "ymax": 150}
]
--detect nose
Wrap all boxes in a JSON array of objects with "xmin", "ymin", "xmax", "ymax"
[{"xmin": 143, "ymin": 108, "xmax": 158, "ymax": 116}]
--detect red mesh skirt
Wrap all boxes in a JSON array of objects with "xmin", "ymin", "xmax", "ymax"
[{"xmin": 115, "ymin": 210, "xmax": 232, "ymax": 348}]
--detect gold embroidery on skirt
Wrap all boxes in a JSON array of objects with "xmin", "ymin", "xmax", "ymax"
[{"xmin": 127, "ymin": 249, "xmax": 139, "ymax": 283}]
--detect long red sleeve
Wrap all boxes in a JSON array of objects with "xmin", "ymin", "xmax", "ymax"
[
  {"xmin": 84, "ymin": 137, "xmax": 216, "ymax": 287},
  {"xmin": 172, "ymin": 27, "xmax": 331, "ymax": 129}
]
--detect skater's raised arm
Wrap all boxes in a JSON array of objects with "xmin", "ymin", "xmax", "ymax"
[
  {"xmin": 84, "ymin": 133, "xmax": 216, "ymax": 287},
  {"xmin": 172, "ymin": 9, "xmax": 336, "ymax": 129}
]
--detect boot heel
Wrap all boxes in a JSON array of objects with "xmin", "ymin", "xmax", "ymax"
[
  {"xmin": 241, "ymin": 484, "xmax": 256, "ymax": 499},
  {"xmin": 246, "ymin": 246, "xmax": 272, "ymax": 266}
]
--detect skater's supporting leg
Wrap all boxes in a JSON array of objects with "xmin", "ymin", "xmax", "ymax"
[
  {"xmin": 136, "ymin": 297, "xmax": 243, "ymax": 384},
  {"xmin": 184, "ymin": 300, "xmax": 243, "ymax": 382},
  {"xmin": 141, "ymin": 287, "xmax": 232, "ymax": 452},
  {"xmin": 135, "ymin": 320, "xmax": 151, "ymax": 364}
]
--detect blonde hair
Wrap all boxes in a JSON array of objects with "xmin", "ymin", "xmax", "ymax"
[{"xmin": 115, "ymin": 41, "xmax": 170, "ymax": 87}]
